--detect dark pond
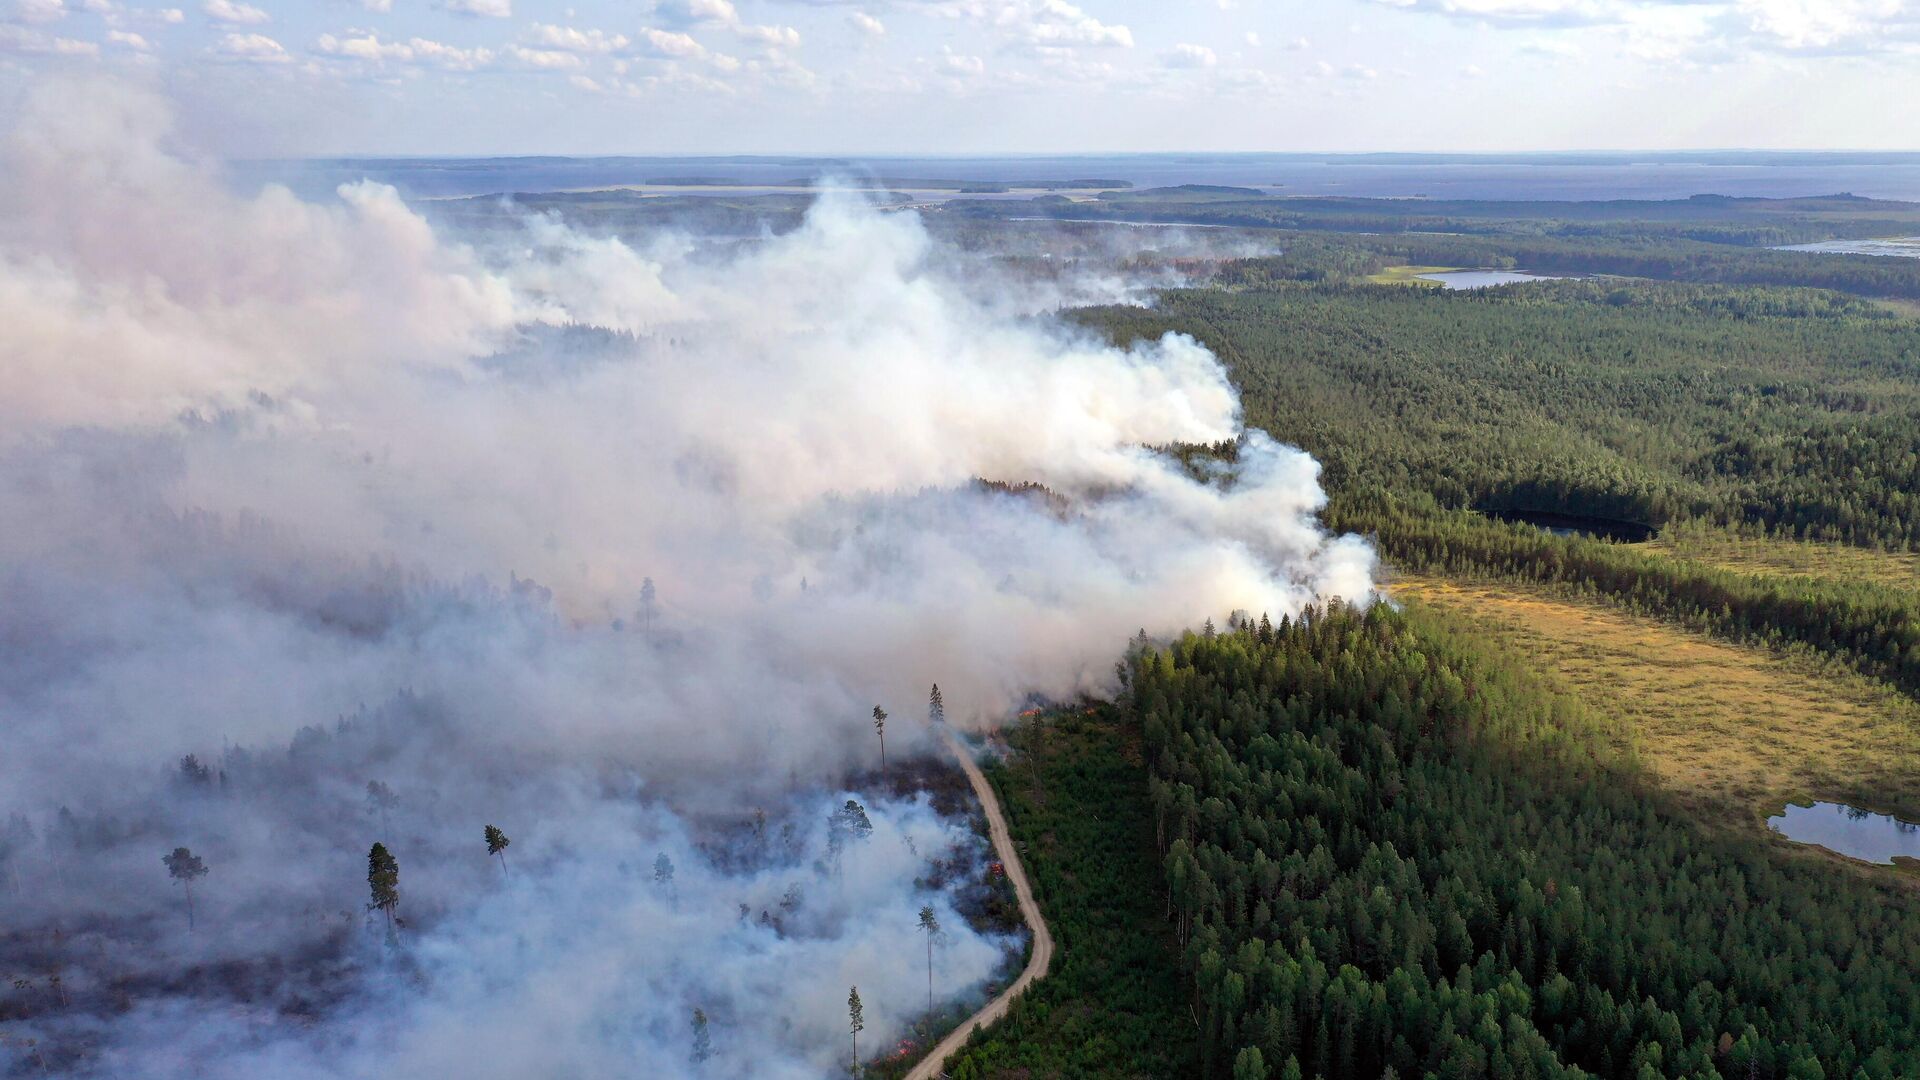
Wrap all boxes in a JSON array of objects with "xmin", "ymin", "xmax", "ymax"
[
  {"xmin": 1484, "ymin": 508, "xmax": 1656, "ymax": 543},
  {"xmin": 1417, "ymin": 269, "xmax": 1571, "ymax": 289},
  {"xmin": 1768, "ymin": 801, "xmax": 1920, "ymax": 865}
]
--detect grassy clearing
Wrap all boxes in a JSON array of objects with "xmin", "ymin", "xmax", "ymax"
[
  {"xmin": 1394, "ymin": 576, "xmax": 1920, "ymax": 835},
  {"xmin": 1645, "ymin": 522, "xmax": 1920, "ymax": 589},
  {"xmin": 1361, "ymin": 263, "xmax": 1454, "ymax": 286}
]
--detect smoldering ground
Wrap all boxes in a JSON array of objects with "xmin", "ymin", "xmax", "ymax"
[{"xmin": 0, "ymin": 76, "xmax": 1373, "ymax": 1077}]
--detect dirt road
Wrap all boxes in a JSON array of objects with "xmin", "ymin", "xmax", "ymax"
[{"xmin": 901, "ymin": 727, "xmax": 1055, "ymax": 1080}]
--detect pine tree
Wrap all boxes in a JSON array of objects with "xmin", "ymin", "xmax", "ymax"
[
  {"xmin": 848, "ymin": 985, "xmax": 865, "ymax": 1072},
  {"xmin": 162, "ymin": 847, "xmax": 208, "ymax": 929},
  {"xmin": 485, "ymin": 824, "xmax": 511, "ymax": 880},
  {"xmin": 918, "ymin": 905, "xmax": 941, "ymax": 1016},
  {"xmin": 654, "ymin": 852, "xmax": 676, "ymax": 891},
  {"xmin": 928, "ymin": 684, "xmax": 945, "ymax": 725},
  {"xmin": 639, "ymin": 577, "xmax": 658, "ymax": 634},
  {"xmin": 367, "ymin": 842, "xmax": 400, "ymax": 931},
  {"xmin": 872, "ymin": 706, "xmax": 888, "ymax": 771}
]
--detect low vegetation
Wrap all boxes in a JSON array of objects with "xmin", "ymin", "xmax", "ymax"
[
  {"xmin": 1396, "ymin": 577, "xmax": 1920, "ymax": 828},
  {"xmin": 941, "ymin": 708, "xmax": 1200, "ymax": 1080}
]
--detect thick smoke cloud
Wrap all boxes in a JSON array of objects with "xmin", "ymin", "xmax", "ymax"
[{"xmin": 0, "ymin": 76, "xmax": 1373, "ymax": 1077}]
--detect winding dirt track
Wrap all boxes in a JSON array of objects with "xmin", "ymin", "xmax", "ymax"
[{"xmin": 901, "ymin": 727, "xmax": 1055, "ymax": 1080}]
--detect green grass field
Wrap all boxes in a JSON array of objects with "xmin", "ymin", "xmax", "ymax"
[{"xmin": 1359, "ymin": 263, "xmax": 1454, "ymax": 286}]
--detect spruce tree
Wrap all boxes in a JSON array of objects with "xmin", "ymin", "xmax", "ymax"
[{"xmin": 367, "ymin": 842, "xmax": 400, "ymax": 930}]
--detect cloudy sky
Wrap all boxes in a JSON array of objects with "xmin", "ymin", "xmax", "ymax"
[{"xmin": 1, "ymin": 0, "xmax": 1916, "ymax": 155}]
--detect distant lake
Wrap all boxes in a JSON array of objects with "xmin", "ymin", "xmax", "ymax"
[
  {"xmin": 1774, "ymin": 237, "xmax": 1920, "ymax": 257},
  {"xmin": 1768, "ymin": 801, "xmax": 1920, "ymax": 865},
  {"xmin": 1418, "ymin": 269, "xmax": 1570, "ymax": 289}
]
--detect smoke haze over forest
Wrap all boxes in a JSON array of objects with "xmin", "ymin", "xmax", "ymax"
[{"xmin": 0, "ymin": 76, "xmax": 1372, "ymax": 1078}]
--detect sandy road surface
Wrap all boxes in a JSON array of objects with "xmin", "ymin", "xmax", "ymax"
[{"xmin": 900, "ymin": 727, "xmax": 1055, "ymax": 1080}]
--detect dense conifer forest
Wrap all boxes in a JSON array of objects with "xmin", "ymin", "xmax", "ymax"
[
  {"xmin": 1078, "ymin": 279, "xmax": 1920, "ymax": 548},
  {"xmin": 1135, "ymin": 607, "xmax": 1920, "ymax": 1080}
]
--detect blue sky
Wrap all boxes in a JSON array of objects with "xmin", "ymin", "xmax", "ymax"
[{"xmin": 2, "ymin": 0, "xmax": 1917, "ymax": 154}]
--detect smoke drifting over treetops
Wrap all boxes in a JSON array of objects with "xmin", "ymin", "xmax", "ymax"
[{"xmin": 0, "ymin": 77, "xmax": 1373, "ymax": 1076}]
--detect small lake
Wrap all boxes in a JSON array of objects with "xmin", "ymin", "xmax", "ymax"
[
  {"xmin": 1768, "ymin": 801, "xmax": 1920, "ymax": 865},
  {"xmin": 1484, "ymin": 508, "xmax": 1656, "ymax": 543},
  {"xmin": 1773, "ymin": 237, "xmax": 1920, "ymax": 258},
  {"xmin": 1417, "ymin": 269, "xmax": 1570, "ymax": 289}
]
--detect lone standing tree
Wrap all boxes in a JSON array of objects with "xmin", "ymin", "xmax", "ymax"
[
  {"xmin": 639, "ymin": 577, "xmax": 658, "ymax": 634},
  {"xmin": 484, "ymin": 824, "xmax": 511, "ymax": 880},
  {"xmin": 872, "ymin": 706, "xmax": 888, "ymax": 771},
  {"xmin": 918, "ymin": 905, "xmax": 940, "ymax": 1016},
  {"xmin": 847, "ymin": 985, "xmax": 864, "ymax": 1072},
  {"xmin": 690, "ymin": 1007, "xmax": 713, "ymax": 1066},
  {"xmin": 162, "ymin": 847, "xmax": 208, "ymax": 929},
  {"xmin": 367, "ymin": 842, "xmax": 400, "ymax": 931},
  {"xmin": 928, "ymin": 684, "xmax": 944, "ymax": 726}
]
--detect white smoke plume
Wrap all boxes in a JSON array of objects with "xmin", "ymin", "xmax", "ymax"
[{"xmin": 0, "ymin": 76, "xmax": 1374, "ymax": 1077}]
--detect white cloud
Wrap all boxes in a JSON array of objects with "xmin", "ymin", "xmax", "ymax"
[
  {"xmin": 200, "ymin": 0, "xmax": 266, "ymax": 25},
  {"xmin": 656, "ymin": 0, "xmax": 801, "ymax": 49},
  {"xmin": 1162, "ymin": 42, "xmax": 1218, "ymax": 67},
  {"xmin": 316, "ymin": 31, "xmax": 496, "ymax": 69},
  {"xmin": 1373, "ymin": 0, "xmax": 1920, "ymax": 60},
  {"xmin": 1735, "ymin": 0, "xmax": 1919, "ymax": 52},
  {"xmin": 0, "ymin": 22, "xmax": 98, "ymax": 53},
  {"xmin": 568, "ymin": 72, "xmax": 602, "ymax": 91},
  {"xmin": 849, "ymin": 11, "xmax": 885, "ymax": 37},
  {"xmin": 410, "ymin": 35, "xmax": 496, "ymax": 68},
  {"xmin": 106, "ymin": 27, "xmax": 148, "ymax": 47},
  {"xmin": 508, "ymin": 43, "xmax": 584, "ymax": 69},
  {"xmin": 316, "ymin": 30, "xmax": 415, "ymax": 61},
  {"xmin": 441, "ymin": 0, "xmax": 510, "ymax": 17},
  {"xmin": 1243, "ymin": 30, "xmax": 1260, "ymax": 46},
  {"xmin": 213, "ymin": 30, "xmax": 286, "ymax": 61},
  {"xmin": 13, "ymin": 0, "xmax": 67, "ymax": 24},
  {"xmin": 524, "ymin": 23, "xmax": 629, "ymax": 54},
  {"xmin": 634, "ymin": 25, "xmax": 741, "ymax": 69},
  {"xmin": 941, "ymin": 45, "xmax": 983, "ymax": 74},
  {"xmin": 360, "ymin": 0, "xmax": 391, "ymax": 11},
  {"xmin": 737, "ymin": 22, "xmax": 800, "ymax": 47},
  {"xmin": 635, "ymin": 26, "xmax": 705, "ymax": 58},
  {"xmin": 994, "ymin": 0, "xmax": 1133, "ymax": 49},
  {"xmin": 1369, "ymin": 0, "xmax": 1622, "ymax": 28}
]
